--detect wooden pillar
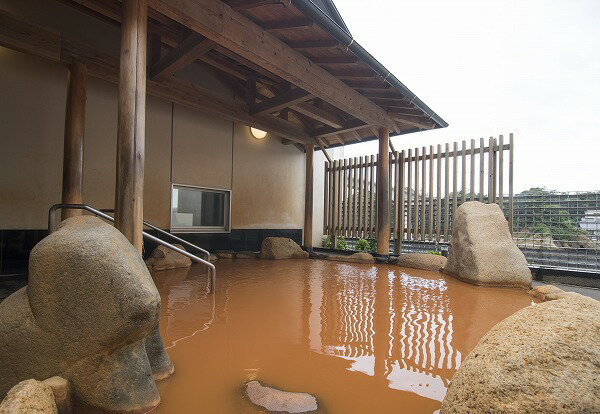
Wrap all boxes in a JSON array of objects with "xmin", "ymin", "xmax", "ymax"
[
  {"xmin": 61, "ymin": 62, "xmax": 87, "ymax": 220},
  {"xmin": 115, "ymin": 0, "xmax": 147, "ymax": 253},
  {"xmin": 304, "ymin": 143, "xmax": 314, "ymax": 251},
  {"xmin": 376, "ymin": 127, "xmax": 390, "ymax": 255}
]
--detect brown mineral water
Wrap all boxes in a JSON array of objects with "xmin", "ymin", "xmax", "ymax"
[{"xmin": 150, "ymin": 259, "xmax": 533, "ymax": 413}]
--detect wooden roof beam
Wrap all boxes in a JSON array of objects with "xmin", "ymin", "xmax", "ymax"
[
  {"xmin": 287, "ymin": 39, "xmax": 339, "ymax": 50},
  {"xmin": 250, "ymin": 88, "xmax": 313, "ymax": 115},
  {"xmin": 149, "ymin": 33, "xmax": 215, "ymax": 79},
  {"xmin": 227, "ymin": 0, "xmax": 281, "ymax": 10},
  {"xmin": 290, "ymin": 102, "xmax": 344, "ymax": 129},
  {"xmin": 388, "ymin": 113, "xmax": 435, "ymax": 130},
  {"xmin": 262, "ymin": 18, "xmax": 313, "ymax": 32},
  {"xmin": 311, "ymin": 56, "xmax": 358, "ymax": 65},
  {"xmin": 310, "ymin": 118, "xmax": 367, "ymax": 138}
]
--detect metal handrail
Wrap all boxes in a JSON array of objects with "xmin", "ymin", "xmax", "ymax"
[
  {"xmin": 98, "ymin": 209, "xmax": 210, "ymax": 260},
  {"xmin": 48, "ymin": 204, "xmax": 215, "ymax": 293}
]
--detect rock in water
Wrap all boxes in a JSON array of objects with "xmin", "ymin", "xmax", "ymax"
[
  {"xmin": 441, "ymin": 294, "xmax": 600, "ymax": 414},
  {"xmin": 327, "ymin": 252, "xmax": 374, "ymax": 264},
  {"xmin": 260, "ymin": 237, "xmax": 309, "ymax": 260},
  {"xmin": 42, "ymin": 377, "xmax": 71, "ymax": 414},
  {"xmin": 146, "ymin": 244, "xmax": 192, "ymax": 272},
  {"xmin": 245, "ymin": 381, "xmax": 317, "ymax": 413},
  {"xmin": 0, "ymin": 216, "xmax": 173, "ymax": 412},
  {"xmin": 528, "ymin": 284, "xmax": 572, "ymax": 302},
  {"xmin": 398, "ymin": 253, "xmax": 447, "ymax": 271},
  {"xmin": 0, "ymin": 379, "xmax": 57, "ymax": 414},
  {"xmin": 442, "ymin": 201, "xmax": 531, "ymax": 288}
]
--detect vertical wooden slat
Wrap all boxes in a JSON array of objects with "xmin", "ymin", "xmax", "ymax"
[
  {"xmin": 413, "ymin": 147, "xmax": 420, "ymax": 241},
  {"xmin": 393, "ymin": 151, "xmax": 400, "ymax": 248},
  {"xmin": 397, "ymin": 151, "xmax": 405, "ymax": 253},
  {"xmin": 406, "ymin": 149, "xmax": 413, "ymax": 241},
  {"xmin": 353, "ymin": 157, "xmax": 359, "ymax": 237},
  {"xmin": 461, "ymin": 140, "xmax": 467, "ymax": 204},
  {"xmin": 333, "ymin": 160, "xmax": 338, "ymax": 238},
  {"xmin": 498, "ymin": 135, "xmax": 504, "ymax": 210},
  {"xmin": 358, "ymin": 156, "xmax": 364, "ymax": 238},
  {"xmin": 369, "ymin": 154, "xmax": 376, "ymax": 239},
  {"xmin": 342, "ymin": 158, "xmax": 348, "ymax": 236},
  {"xmin": 335, "ymin": 160, "xmax": 341, "ymax": 242},
  {"xmin": 115, "ymin": 0, "xmax": 148, "ymax": 253},
  {"xmin": 493, "ymin": 137, "xmax": 498, "ymax": 204},
  {"xmin": 479, "ymin": 137, "xmax": 485, "ymax": 202},
  {"xmin": 62, "ymin": 61, "xmax": 87, "ymax": 221},
  {"xmin": 363, "ymin": 156, "xmax": 369, "ymax": 238},
  {"xmin": 469, "ymin": 139, "xmax": 475, "ymax": 201},
  {"xmin": 452, "ymin": 142, "xmax": 458, "ymax": 229},
  {"xmin": 323, "ymin": 161, "xmax": 329, "ymax": 235},
  {"xmin": 444, "ymin": 143, "xmax": 450, "ymax": 241},
  {"xmin": 488, "ymin": 136, "xmax": 494, "ymax": 203},
  {"xmin": 509, "ymin": 133, "xmax": 514, "ymax": 234},
  {"xmin": 376, "ymin": 127, "xmax": 391, "ymax": 255},
  {"xmin": 428, "ymin": 145, "xmax": 434, "ymax": 241},
  {"xmin": 329, "ymin": 160, "xmax": 335, "ymax": 237},
  {"xmin": 436, "ymin": 144, "xmax": 442, "ymax": 242},
  {"xmin": 304, "ymin": 144, "xmax": 314, "ymax": 249},
  {"xmin": 420, "ymin": 146, "xmax": 426, "ymax": 241}
]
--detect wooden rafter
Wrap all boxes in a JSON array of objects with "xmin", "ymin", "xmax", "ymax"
[
  {"xmin": 388, "ymin": 112, "xmax": 435, "ymax": 130},
  {"xmin": 149, "ymin": 33, "xmax": 214, "ymax": 79},
  {"xmin": 250, "ymin": 88, "xmax": 313, "ymax": 115},
  {"xmin": 291, "ymin": 102, "xmax": 343, "ymax": 129},
  {"xmin": 227, "ymin": 0, "xmax": 281, "ymax": 10},
  {"xmin": 262, "ymin": 18, "xmax": 313, "ymax": 32},
  {"xmin": 311, "ymin": 56, "xmax": 358, "ymax": 65},
  {"xmin": 310, "ymin": 118, "xmax": 367, "ymax": 138},
  {"xmin": 287, "ymin": 39, "xmax": 339, "ymax": 49}
]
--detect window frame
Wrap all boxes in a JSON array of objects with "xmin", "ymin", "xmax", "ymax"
[{"xmin": 170, "ymin": 183, "xmax": 231, "ymax": 234}]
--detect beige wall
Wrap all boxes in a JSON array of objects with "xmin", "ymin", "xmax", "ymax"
[
  {"xmin": 0, "ymin": 0, "xmax": 331, "ymax": 238},
  {"xmin": 0, "ymin": 47, "xmax": 308, "ymax": 232}
]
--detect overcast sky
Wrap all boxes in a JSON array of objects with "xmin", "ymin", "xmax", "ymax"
[{"xmin": 334, "ymin": 0, "xmax": 600, "ymax": 193}]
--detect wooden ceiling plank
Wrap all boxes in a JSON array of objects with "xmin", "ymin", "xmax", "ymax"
[
  {"xmin": 388, "ymin": 113, "xmax": 435, "ymax": 130},
  {"xmin": 228, "ymin": 0, "xmax": 280, "ymax": 10},
  {"xmin": 311, "ymin": 118, "xmax": 368, "ymax": 138},
  {"xmin": 250, "ymin": 88, "xmax": 313, "ymax": 115},
  {"xmin": 149, "ymin": 33, "xmax": 215, "ymax": 79},
  {"xmin": 288, "ymin": 39, "xmax": 339, "ymax": 49},
  {"xmin": 262, "ymin": 18, "xmax": 313, "ymax": 32},
  {"xmin": 310, "ymin": 56, "xmax": 358, "ymax": 65},
  {"xmin": 291, "ymin": 102, "xmax": 343, "ymax": 129}
]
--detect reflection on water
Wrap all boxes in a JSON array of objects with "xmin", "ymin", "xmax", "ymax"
[
  {"xmin": 151, "ymin": 260, "xmax": 533, "ymax": 413},
  {"xmin": 313, "ymin": 267, "xmax": 459, "ymax": 402}
]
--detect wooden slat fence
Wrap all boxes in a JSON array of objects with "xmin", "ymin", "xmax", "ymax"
[{"xmin": 323, "ymin": 134, "xmax": 514, "ymax": 253}]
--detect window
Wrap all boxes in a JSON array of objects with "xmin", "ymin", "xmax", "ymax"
[{"xmin": 171, "ymin": 184, "xmax": 231, "ymax": 233}]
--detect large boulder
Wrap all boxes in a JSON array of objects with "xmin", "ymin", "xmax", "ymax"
[
  {"xmin": 0, "ymin": 379, "xmax": 57, "ymax": 414},
  {"xmin": 528, "ymin": 284, "xmax": 572, "ymax": 302},
  {"xmin": 398, "ymin": 253, "xmax": 447, "ymax": 271},
  {"xmin": 0, "ymin": 216, "xmax": 173, "ymax": 412},
  {"xmin": 441, "ymin": 294, "xmax": 600, "ymax": 413},
  {"xmin": 260, "ymin": 237, "xmax": 309, "ymax": 260},
  {"xmin": 146, "ymin": 244, "xmax": 192, "ymax": 272},
  {"xmin": 442, "ymin": 202, "xmax": 531, "ymax": 288},
  {"xmin": 327, "ymin": 252, "xmax": 374, "ymax": 264},
  {"xmin": 245, "ymin": 381, "xmax": 317, "ymax": 413}
]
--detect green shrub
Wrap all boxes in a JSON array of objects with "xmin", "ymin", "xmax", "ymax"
[
  {"xmin": 427, "ymin": 251, "xmax": 442, "ymax": 256},
  {"xmin": 355, "ymin": 238, "xmax": 371, "ymax": 252},
  {"xmin": 323, "ymin": 235, "xmax": 332, "ymax": 249},
  {"xmin": 336, "ymin": 238, "xmax": 348, "ymax": 250}
]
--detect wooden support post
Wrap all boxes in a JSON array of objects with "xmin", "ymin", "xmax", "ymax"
[
  {"xmin": 376, "ymin": 127, "xmax": 390, "ymax": 255},
  {"xmin": 115, "ymin": 0, "xmax": 147, "ymax": 254},
  {"xmin": 304, "ymin": 144, "xmax": 314, "ymax": 250},
  {"xmin": 61, "ymin": 61, "xmax": 87, "ymax": 220}
]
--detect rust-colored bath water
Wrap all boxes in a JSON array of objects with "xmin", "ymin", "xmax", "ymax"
[{"xmin": 150, "ymin": 259, "xmax": 533, "ymax": 413}]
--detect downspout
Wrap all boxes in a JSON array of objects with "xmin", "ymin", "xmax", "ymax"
[{"xmin": 290, "ymin": 0, "xmax": 449, "ymax": 129}]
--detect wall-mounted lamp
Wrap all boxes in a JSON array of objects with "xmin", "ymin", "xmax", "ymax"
[{"xmin": 250, "ymin": 127, "xmax": 267, "ymax": 140}]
